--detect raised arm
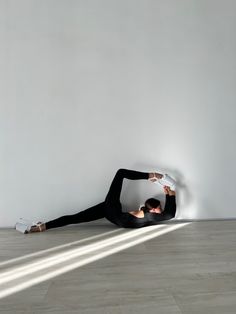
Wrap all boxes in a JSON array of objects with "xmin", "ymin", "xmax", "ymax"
[
  {"xmin": 145, "ymin": 186, "xmax": 176, "ymax": 226},
  {"xmin": 162, "ymin": 186, "xmax": 176, "ymax": 219}
]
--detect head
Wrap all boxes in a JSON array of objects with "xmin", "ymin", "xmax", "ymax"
[{"xmin": 144, "ymin": 198, "xmax": 162, "ymax": 214}]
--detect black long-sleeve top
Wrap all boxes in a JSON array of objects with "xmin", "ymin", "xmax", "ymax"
[
  {"xmin": 117, "ymin": 195, "xmax": 176, "ymax": 228},
  {"xmin": 144, "ymin": 194, "xmax": 176, "ymax": 226}
]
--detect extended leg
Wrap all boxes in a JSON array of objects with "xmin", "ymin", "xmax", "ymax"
[
  {"xmin": 45, "ymin": 202, "xmax": 106, "ymax": 230},
  {"xmin": 41, "ymin": 202, "xmax": 106, "ymax": 230}
]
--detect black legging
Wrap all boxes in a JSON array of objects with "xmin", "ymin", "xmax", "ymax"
[{"xmin": 45, "ymin": 169, "xmax": 149, "ymax": 230}]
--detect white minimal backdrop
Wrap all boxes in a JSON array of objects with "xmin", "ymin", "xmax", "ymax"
[{"xmin": 1, "ymin": 0, "xmax": 236, "ymax": 227}]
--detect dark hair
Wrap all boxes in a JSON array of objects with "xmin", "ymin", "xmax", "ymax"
[{"xmin": 143, "ymin": 198, "xmax": 161, "ymax": 213}]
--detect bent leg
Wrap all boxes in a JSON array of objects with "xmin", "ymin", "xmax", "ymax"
[
  {"xmin": 104, "ymin": 169, "xmax": 149, "ymax": 225},
  {"xmin": 104, "ymin": 169, "xmax": 149, "ymax": 224},
  {"xmin": 45, "ymin": 202, "xmax": 106, "ymax": 230},
  {"xmin": 105, "ymin": 168, "xmax": 149, "ymax": 205}
]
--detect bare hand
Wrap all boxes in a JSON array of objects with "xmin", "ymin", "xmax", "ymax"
[
  {"xmin": 163, "ymin": 186, "xmax": 170, "ymax": 194},
  {"xmin": 169, "ymin": 189, "xmax": 176, "ymax": 196},
  {"xmin": 163, "ymin": 186, "xmax": 176, "ymax": 196}
]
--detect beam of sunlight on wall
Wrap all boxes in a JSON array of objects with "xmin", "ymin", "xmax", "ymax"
[{"xmin": 0, "ymin": 223, "xmax": 190, "ymax": 299}]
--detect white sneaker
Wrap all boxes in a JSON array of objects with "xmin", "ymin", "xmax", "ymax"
[
  {"xmin": 15, "ymin": 218, "xmax": 35, "ymax": 234},
  {"xmin": 154, "ymin": 174, "xmax": 176, "ymax": 191}
]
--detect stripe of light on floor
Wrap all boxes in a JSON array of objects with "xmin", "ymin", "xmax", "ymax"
[
  {"xmin": 0, "ymin": 229, "xmax": 122, "ymax": 267},
  {"xmin": 0, "ymin": 223, "xmax": 190, "ymax": 299}
]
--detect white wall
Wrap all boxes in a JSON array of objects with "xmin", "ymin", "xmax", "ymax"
[{"xmin": 1, "ymin": 0, "xmax": 236, "ymax": 227}]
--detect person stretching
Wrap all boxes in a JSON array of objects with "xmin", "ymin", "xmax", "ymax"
[{"xmin": 30, "ymin": 168, "xmax": 176, "ymax": 232}]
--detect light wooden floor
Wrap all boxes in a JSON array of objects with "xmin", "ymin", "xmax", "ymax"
[{"xmin": 0, "ymin": 220, "xmax": 236, "ymax": 314}]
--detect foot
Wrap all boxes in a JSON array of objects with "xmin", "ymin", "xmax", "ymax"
[
  {"xmin": 29, "ymin": 222, "xmax": 46, "ymax": 233},
  {"xmin": 159, "ymin": 174, "xmax": 176, "ymax": 190},
  {"xmin": 149, "ymin": 172, "xmax": 163, "ymax": 182}
]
